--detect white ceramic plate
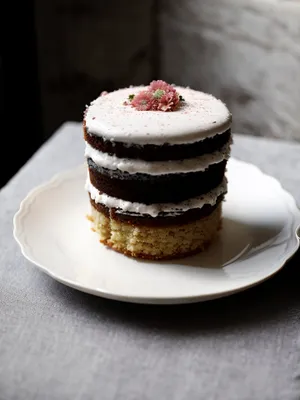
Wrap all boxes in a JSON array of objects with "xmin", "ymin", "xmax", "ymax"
[{"xmin": 13, "ymin": 158, "xmax": 300, "ymax": 304}]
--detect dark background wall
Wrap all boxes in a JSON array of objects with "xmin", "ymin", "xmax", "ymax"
[
  {"xmin": 2, "ymin": 0, "xmax": 43, "ymax": 188},
  {"xmin": 2, "ymin": 0, "xmax": 299, "ymax": 189},
  {"xmin": 1, "ymin": 0, "xmax": 156, "ymax": 188},
  {"xmin": 35, "ymin": 0, "xmax": 156, "ymax": 139}
]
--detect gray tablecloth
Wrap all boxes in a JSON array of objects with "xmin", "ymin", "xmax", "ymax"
[{"xmin": 1, "ymin": 122, "xmax": 300, "ymax": 400}]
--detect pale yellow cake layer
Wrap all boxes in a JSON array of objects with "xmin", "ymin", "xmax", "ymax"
[{"xmin": 88, "ymin": 204, "xmax": 222, "ymax": 260}]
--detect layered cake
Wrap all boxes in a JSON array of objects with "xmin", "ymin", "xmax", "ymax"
[{"xmin": 83, "ymin": 80, "xmax": 232, "ymax": 260}]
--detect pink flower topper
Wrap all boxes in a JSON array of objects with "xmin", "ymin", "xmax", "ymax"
[{"xmin": 124, "ymin": 80, "xmax": 185, "ymax": 112}]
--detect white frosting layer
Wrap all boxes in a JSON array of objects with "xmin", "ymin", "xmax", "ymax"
[
  {"xmin": 86, "ymin": 176, "xmax": 227, "ymax": 217},
  {"xmin": 85, "ymin": 86, "xmax": 232, "ymax": 145},
  {"xmin": 85, "ymin": 141, "xmax": 231, "ymax": 175}
]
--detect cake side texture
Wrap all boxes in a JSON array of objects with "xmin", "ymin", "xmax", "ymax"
[{"xmin": 83, "ymin": 81, "xmax": 232, "ymax": 260}]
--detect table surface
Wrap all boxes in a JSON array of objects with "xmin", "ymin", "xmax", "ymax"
[{"xmin": 1, "ymin": 122, "xmax": 300, "ymax": 400}]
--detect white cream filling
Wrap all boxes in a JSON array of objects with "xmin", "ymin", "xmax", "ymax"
[
  {"xmin": 85, "ymin": 142, "xmax": 231, "ymax": 175},
  {"xmin": 85, "ymin": 175, "xmax": 227, "ymax": 217}
]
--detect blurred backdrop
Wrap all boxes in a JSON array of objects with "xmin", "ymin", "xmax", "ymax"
[{"xmin": 1, "ymin": 0, "xmax": 300, "ymax": 188}]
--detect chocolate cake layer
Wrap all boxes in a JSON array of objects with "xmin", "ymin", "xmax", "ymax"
[
  {"xmin": 89, "ymin": 194, "xmax": 224, "ymax": 227},
  {"xmin": 84, "ymin": 123, "xmax": 231, "ymax": 161},
  {"xmin": 88, "ymin": 158, "xmax": 227, "ymax": 204}
]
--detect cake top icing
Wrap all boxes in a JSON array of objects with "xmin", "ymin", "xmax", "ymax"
[{"xmin": 84, "ymin": 83, "xmax": 232, "ymax": 145}]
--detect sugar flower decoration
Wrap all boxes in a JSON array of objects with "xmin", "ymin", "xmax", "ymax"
[
  {"xmin": 131, "ymin": 91, "xmax": 154, "ymax": 111},
  {"xmin": 125, "ymin": 80, "xmax": 185, "ymax": 112}
]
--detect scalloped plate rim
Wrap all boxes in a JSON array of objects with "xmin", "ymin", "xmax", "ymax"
[{"xmin": 13, "ymin": 158, "xmax": 300, "ymax": 304}]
